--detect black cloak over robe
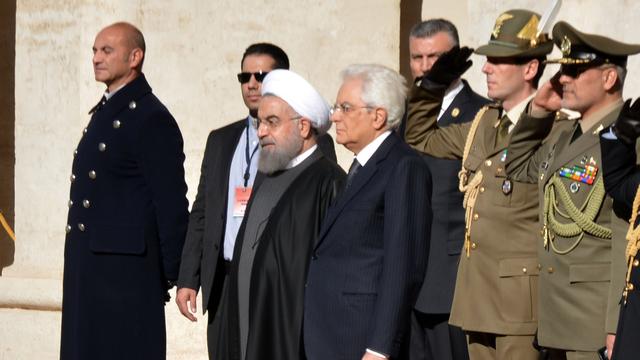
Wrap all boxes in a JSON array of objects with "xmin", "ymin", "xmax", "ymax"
[{"xmin": 215, "ymin": 153, "xmax": 345, "ymax": 360}]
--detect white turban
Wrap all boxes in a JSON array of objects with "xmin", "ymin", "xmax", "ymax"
[{"xmin": 261, "ymin": 69, "xmax": 331, "ymax": 134}]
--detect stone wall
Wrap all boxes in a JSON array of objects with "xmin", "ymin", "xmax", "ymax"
[
  {"xmin": 3, "ymin": 0, "xmax": 640, "ymax": 358},
  {"xmin": 422, "ymin": 0, "xmax": 640, "ymax": 99},
  {"xmin": 1, "ymin": 1, "xmax": 400, "ymax": 358}
]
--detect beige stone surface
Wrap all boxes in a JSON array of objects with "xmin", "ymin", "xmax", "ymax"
[
  {"xmin": 5, "ymin": 0, "xmax": 640, "ymax": 358},
  {"xmin": 422, "ymin": 0, "xmax": 640, "ymax": 101},
  {"xmin": 0, "ymin": 308, "xmax": 61, "ymax": 359},
  {"xmin": 2, "ymin": 0, "xmax": 400, "ymax": 358}
]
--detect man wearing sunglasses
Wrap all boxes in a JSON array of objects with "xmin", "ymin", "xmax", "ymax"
[
  {"xmin": 504, "ymin": 22, "xmax": 640, "ymax": 359},
  {"xmin": 175, "ymin": 43, "xmax": 290, "ymax": 359},
  {"xmin": 404, "ymin": 9, "xmax": 565, "ymax": 359}
]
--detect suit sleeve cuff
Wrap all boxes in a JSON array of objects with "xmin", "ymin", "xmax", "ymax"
[{"xmin": 366, "ymin": 348, "xmax": 389, "ymax": 359}]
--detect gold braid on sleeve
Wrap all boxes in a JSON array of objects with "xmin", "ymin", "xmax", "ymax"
[
  {"xmin": 458, "ymin": 106, "xmax": 489, "ymax": 258},
  {"xmin": 623, "ymin": 185, "xmax": 640, "ymax": 304}
]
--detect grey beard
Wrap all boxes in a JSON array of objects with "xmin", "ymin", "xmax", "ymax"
[{"xmin": 258, "ymin": 133, "xmax": 304, "ymax": 175}]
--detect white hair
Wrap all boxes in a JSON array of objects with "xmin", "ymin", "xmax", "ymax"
[{"xmin": 340, "ymin": 64, "xmax": 407, "ymax": 130}]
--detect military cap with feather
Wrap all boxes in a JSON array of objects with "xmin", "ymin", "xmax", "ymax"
[{"xmin": 475, "ymin": 9, "xmax": 554, "ymax": 58}]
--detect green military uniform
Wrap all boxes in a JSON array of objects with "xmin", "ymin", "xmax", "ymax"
[
  {"xmin": 505, "ymin": 22, "xmax": 640, "ymax": 359},
  {"xmin": 405, "ymin": 9, "xmax": 562, "ymax": 360}
]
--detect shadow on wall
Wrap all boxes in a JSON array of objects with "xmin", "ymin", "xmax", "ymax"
[
  {"xmin": 0, "ymin": 0, "xmax": 16, "ymax": 276},
  {"xmin": 400, "ymin": 0, "xmax": 423, "ymax": 85}
]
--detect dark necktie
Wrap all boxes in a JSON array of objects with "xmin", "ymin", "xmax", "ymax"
[
  {"xmin": 345, "ymin": 158, "xmax": 361, "ymax": 189},
  {"xmin": 570, "ymin": 125, "xmax": 583, "ymax": 143},
  {"xmin": 495, "ymin": 114, "xmax": 512, "ymax": 147}
]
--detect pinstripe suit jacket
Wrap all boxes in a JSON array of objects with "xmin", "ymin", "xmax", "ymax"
[{"xmin": 303, "ymin": 132, "xmax": 432, "ymax": 359}]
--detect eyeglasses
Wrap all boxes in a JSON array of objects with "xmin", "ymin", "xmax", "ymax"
[
  {"xmin": 237, "ymin": 71, "xmax": 269, "ymax": 84},
  {"xmin": 253, "ymin": 115, "xmax": 302, "ymax": 129},
  {"xmin": 329, "ymin": 103, "xmax": 372, "ymax": 115}
]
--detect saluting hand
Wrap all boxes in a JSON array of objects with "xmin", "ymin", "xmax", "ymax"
[
  {"xmin": 176, "ymin": 287, "xmax": 198, "ymax": 322},
  {"xmin": 420, "ymin": 46, "xmax": 474, "ymax": 90},
  {"xmin": 532, "ymin": 71, "xmax": 563, "ymax": 114}
]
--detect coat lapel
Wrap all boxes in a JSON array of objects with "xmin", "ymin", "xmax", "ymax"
[
  {"xmin": 316, "ymin": 133, "xmax": 398, "ymax": 248},
  {"xmin": 439, "ymin": 81, "xmax": 474, "ymax": 126}
]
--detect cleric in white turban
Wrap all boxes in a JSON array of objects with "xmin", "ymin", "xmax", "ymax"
[
  {"xmin": 260, "ymin": 69, "xmax": 331, "ymax": 134},
  {"xmin": 211, "ymin": 70, "xmax": 346, "ymax": 360}
]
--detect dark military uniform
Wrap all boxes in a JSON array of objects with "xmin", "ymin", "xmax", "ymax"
[
  {"xmin": 505, "ymin": 22, "xmax": 640, "ymax": 359},
  {"xmin": 60, "ymin": 74, "xmax": 189, "ymax": 360},
  {"xmin": 405, "ymin": 9, "xmax": 557, "ymax": 360}
]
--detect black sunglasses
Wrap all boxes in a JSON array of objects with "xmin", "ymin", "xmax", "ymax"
[
  {"xmin": 559, "ymin": 64, "xmax": 600, "ymax": 78},
  {"xmin": 237, "ymin": 71, "xmax": 269, "ymax": 84}
]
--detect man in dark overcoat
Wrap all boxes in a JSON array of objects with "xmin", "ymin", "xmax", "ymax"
[{"xmin": 60, "ymin": 22, "xmax": 189, "ymax": 360}]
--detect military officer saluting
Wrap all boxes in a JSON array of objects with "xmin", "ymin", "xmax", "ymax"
[
  {"xmin": 601, "ymin": 98, "xmax": 640, "ymax": 360},
  {"xmin": 60, "ymin": 22, "xmax": 189, "ymax": 359},
  {"xmin": 505, "ymin": 22, "xmax": 640, "ymax": 359},
  {"xmin": 405, "ymin": 9, "xmax": 566, "ymax": 359}
]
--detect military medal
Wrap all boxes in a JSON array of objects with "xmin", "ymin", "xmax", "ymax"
[
  {"xmin": 570, "ymin": 182, "xmax": 580, "ymax": 193},
  {"xmin": 559, "ymin": 163, "xmax": 598, "ymax": 185},
  {"xmin": 502, "ymin": 179, "xmax": 512, "ymax": 195},
  {"xmin": 500, "ymin": 149, "xmax": 508, "ymax": 162}
]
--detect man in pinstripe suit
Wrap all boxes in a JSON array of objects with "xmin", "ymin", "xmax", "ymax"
[{"xmin": 303, "ymin": 64, "xmax": 432, "ymax": 360}]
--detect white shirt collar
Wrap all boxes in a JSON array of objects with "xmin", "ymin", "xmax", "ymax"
[
  {"xmin": 104, "ymin": 83, "xmax": 126, "ymax": 100},
  {"xmin": 504, "ymin": 92, "xmax": 536, "ymax": 131},
  {"xmin": 354, "ymin": 130, "xmax": 392, "ymax": 167},
  {"xmin": 438, "ymin": 79, "xmax": 464, "ymax": 121},
  {"xmin": 286, "ymin": 144, "xmax": 318, "ymax": 169}
]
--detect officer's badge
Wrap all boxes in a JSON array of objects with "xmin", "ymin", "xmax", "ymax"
[
  {"xmin": 570, "ymin": 182, "xmax": 581, "ymax": 193},
  {"xmin": 492, "ymin": 13, "xmax": 514, "ymax": 39},
  {"xmin": 561, "ymin": 36, "xmax": 571, "ymax": 56},
  {"xmin": 500, "ymin": 149, "xmax": 508, "ymax": 162},
  {"xmin": 580, "ymin": 156, "xmax": 588, "ymax": 165},
  {"xmin": 502, "ymin": 179, "xmax": 512, "ymax": 195},
  {"xmin": 592, "ymin": 124, "xmax": 604, "ymax": 135},
  {"xmin": 516, "ymin": 15, "xmax": 539, "ymax": 45}
]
